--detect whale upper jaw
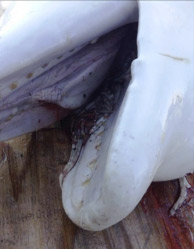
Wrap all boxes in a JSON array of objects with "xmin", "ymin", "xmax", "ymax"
[{"xmin": 0, "ymin": 1, "xmax": 138, "ymax": 141}]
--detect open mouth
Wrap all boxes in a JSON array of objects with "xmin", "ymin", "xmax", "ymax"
[{"xmin": 0, "ymin": 1, "xmax": 194, "ymax": 231}]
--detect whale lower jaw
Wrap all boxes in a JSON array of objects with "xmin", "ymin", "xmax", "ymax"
[{"xmin": 61, "ymin": 1, "xmax": 194, "ymax": 231}]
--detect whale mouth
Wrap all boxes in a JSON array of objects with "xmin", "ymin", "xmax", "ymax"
[
  {"xmin": 0, "ymin": 1, "xmax": 138, "ymax": 141},
  {"xmin": 0, "ymin": 25, "xmax": 134, "ymax": 141}
]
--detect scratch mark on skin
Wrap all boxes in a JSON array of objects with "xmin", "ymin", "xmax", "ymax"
[{"xmin": 160, "ymin": 53, "xmax": 189, "ymax": 63}]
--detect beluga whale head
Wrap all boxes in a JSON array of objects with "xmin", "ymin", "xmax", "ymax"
[{"xmin": 0, "ymin": 1, "xmax": 193, "ymax": 231}]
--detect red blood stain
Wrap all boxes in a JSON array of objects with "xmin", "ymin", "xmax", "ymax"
[
  {"xmin": 43, "ymin": 103, "xmax": 70, "ymax": 121},
  {"xmin": 140, "ymin": 177, "xmax": 194, "ymax": 249}
]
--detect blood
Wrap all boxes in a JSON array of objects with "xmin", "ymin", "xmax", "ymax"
[
  {"xmin": 140, "ymin": 179, "xmax": 194, "ymax": 248},
  {"xmin": 43, "ymin": 102, "xmax": 70, "ymax": 121}
]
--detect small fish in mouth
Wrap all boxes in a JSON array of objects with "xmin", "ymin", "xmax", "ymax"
[{"xmin": 0, "ymin": 1, "xmax": 194, "ymax": 231}]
